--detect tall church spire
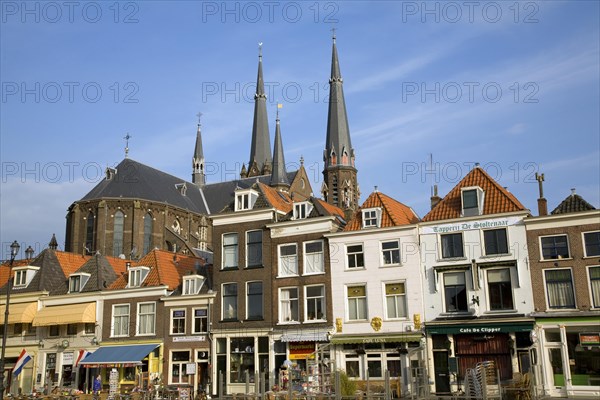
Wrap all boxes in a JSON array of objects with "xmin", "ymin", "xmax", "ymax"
[
  {"xmin": 322, "ymin": 33, "xmax": 358, "ymax": 219},
  {"xmin": 270, "ymin": 105, "xmax": 289, "ymax": 191},
  {"xmin": 247, "ymin": 43, "xmax": 272, "ymax": 178},
  {"xmin": 192, "ymin": 114, "xmax": 206, "ymax": 187}
]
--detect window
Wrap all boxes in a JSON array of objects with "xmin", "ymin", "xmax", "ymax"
[
  {"xmin": 487, "ymin": 269, "xmax": 514, "ymax": 310},
  {"xmin": 345, "ymin": 355, "xmax": 359, "ymax": 378},
  {"xmin": 193, "ymin": 309, "xmax": 208, "ymax": 333},
  {"xmin": 304, "ymin": 241, "xmax": 324, "ymax": 274},
  {"xmin": 84, "ymin": 323, "xmax": 95, "ymax": 335},
  {"xmin": 545, "ymin": 269, "xmax": 575, "ymax": 309},
  {"xmin": 246, "ymin": 230, "xmax": 263, "ymax": 267},
  {"xmin": 279, "ymin": 244, "xmax": 298, "ymax": 276},
  {"xmin": 222, "ymin": 233, "xmax": 239, "ymax": 269},
  {"xmin": 461, "ymin": 187, "xmax": 483, "ymax": 217},
  {"xmin": 347, "ymin": 285, "xmax": 367, "ymax": 321},
  {"xmin": 112, "ymin": 304, "xmax": 129, "ymax": 337},
  {"xmin": 172, "ymin": 310, "xmax": 185, "ymax": 335},
  {"xmin": 584, "ymin": 231, "xmax": 600, "ymax": 257},
  {"xmin": 367, "ymin": 354, "xmax": 383, "ymax": 378},
  {"xmin": 305, "ymin": 285, "xmax": 325, "ymax": 321},
  {"xmin": 385, "ymin": 283, "xmax": 407, "ymax": 319},
  {"xmin": 85, "ymin": 212, "xmax": 95, "ymax": 253},
  {"xmin": 294, "ymin": 202, "xmax": 313, "ymax": 219},
  {"xmin": 183, "ymin": 275, "xmax": 203, "ymax": 295},
  {"xmin": 129, "ymin": 267, "xmax": 149, "ymax": 287},
  {"xmin": 171, "ymin": 351, "xmax": 190, "ymax": 384},
  {"xmin": 222, "ymin": 283, "xmax": 238, "ymax": 320},
  {"xmin": 484, "ymin": 229, "xmax": 508, "ymax": 255},
  {"xmin": 14, "ymin": 270, "xmax": 27, "ymax": 287},
  {"xmin": 137, "ymin": 302, "xmax": 156, "ymax": 335},
  {"xmin": 143, "ymin": 213, "xmax": 153, "ymax": 255},
  {"xmin": 247, "ymin": 281, "xmax": 263, "ymax": 320},
  {"xmin": 279, "ymin": 288, "xmax": 299, "ymax": 323},
  {"xmin": 541, "ymin": 235, "xmax": 570, "ymax": 260},
  {"xmin": 69, "ymin": 275, "xmax": 81, "ymax": 292},
  {"xmin": 441, "ymin": 233, "xmax": 464, "ymax": 259},
  {"xmin": 113, "ymin": 210, "xmax": 124, "ymax": 257},
  {"xmin": 362, "ymin": 208, "xmax": 380, "ymax": 228},
  {"xmin": 589, "ymin": 267, "xmax": 600, "ymax": 308},
  {"xmin": 67, "ymin": 324, "xmax": 78, "ymax": 335},
  {"xmin": 237, "ymin": 193, "xmax": 250, "ymax": 210},
  {"xmin": 347, "ymin": 244, "xmax": 365, "ymax": 269},
  {"xmin": 382, "ymin": 241, "xmax": 400, "ymax": 265},
  {"xmin": 49, "ymin": 325, "xmax": 60, "ymax": 337},
  {"xmin": 444, "ymin": 272, "xmax": 468, "ymax": 312},
  {"xmin": 462, "ymin": 189, "xmax": 478, "ymax": 211}
]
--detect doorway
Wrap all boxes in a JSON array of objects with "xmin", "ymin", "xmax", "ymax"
[{"xmin": 433, "ymin": 351, "xmax": 450, "ymax": 393}]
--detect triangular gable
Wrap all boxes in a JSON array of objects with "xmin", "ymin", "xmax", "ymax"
[{"xmin": 551, "ymin": 192, "xmax": 596, "ymax": 214}]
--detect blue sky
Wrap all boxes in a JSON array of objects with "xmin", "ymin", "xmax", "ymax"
[{"xmin": 1, "ymin": 1, "xmax": 599, "ymax": 258}]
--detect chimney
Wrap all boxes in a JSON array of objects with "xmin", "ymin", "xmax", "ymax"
[
  {"xmin": 535, "ymin": 172, "xmax": 547, "ymax": 216},
  {"xmin": 430, "ymin": 185, "xmax": 441, "ymax": 210}
]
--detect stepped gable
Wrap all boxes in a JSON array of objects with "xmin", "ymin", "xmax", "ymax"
[
  {"xmin": 344, "ymin": 191, "xmax": 419, "ymax": 231},
  {"xmin": 551, "ymin": 191, "xmax": 596, "ymax": 214},
  {"xmin": 423, "ymin": 166, "xmax": 527, "ymax": 222},
  {"xmin": 80, "ymin": 158, "xmax": 208, "ymax": 214}
]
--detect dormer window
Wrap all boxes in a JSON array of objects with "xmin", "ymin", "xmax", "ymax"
[
  {"xmin": 235, "ymin": 189, "xmax": 259, "ymax": 212},
  {"xmin": 175, "ymin": 182, "xmax": 187, "ymax": 196},
  {"xmin": 293, "ymin": 202, "xmax": 313, "ymax": 219},
  {"xmin": 105, "ymin": 167, "xmax": 117, "ymax": 180},
  {"xmin": 183, "ymin": 275, "xmax": 204, "ymax": 295},
  {"xmin": 362, "ymin": 208, "xmax": 382, "ymax": 228},
  {"xmin": 461, "ymin": 187, "xmax": 485, "ymax": 217},
  {"xmin": 12, "ymin": 266, "xmax": 39, "ymax": 288},
  {"xmin": 69, "ymin": 273, "xmax": 91, "ymax": 293},
  {"xmin": 128, "ymin": 267, "xmax": 150, "ymax": 287}
]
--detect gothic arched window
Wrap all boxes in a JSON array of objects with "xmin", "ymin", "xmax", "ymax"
[
  {"xmin": 113, "ymin": 210, "xmax": 124, "ymax": 257},
  {"xmin": 143, "ymin": 213, "xmax": 153, "ymax": 255},
  {"xmin": 85, "ymin": 212, "xmax": 95, "ymax": 253}
]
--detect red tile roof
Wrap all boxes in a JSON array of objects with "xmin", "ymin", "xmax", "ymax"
[
  {"xmin": 0, "ymin": 259, "xmax": 31, "ymax": 286},
  {"xmin": 422, "ymin": 166, "xmax": 527, "ymax": 222},
  {"xmin": 314, "ymin": 198, "xmax": 345, "ymax": 219},
  {"xmin": 55, "ymin": 251, "xmax": 91, "ymax": 276},
  {"xmin": 344, "ymin": 191, "xmax": 419, "ymax": 231},
  {"xmin": 259, "ymin": 183, "xmax": 293, "ymax": 213}
]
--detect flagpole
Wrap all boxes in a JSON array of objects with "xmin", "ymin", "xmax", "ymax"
[{"xmin": 0, "ymin": 241, "xmax": 20, "ymax": 400}]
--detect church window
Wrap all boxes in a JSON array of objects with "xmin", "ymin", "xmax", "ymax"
[
  {"xmin": 85, "ymin": 212, "xmax": 95, "ymax": 254},
  {"xmin": 113, "ymin": 210, "xmax": 124, "ymax": 257},
  {"xmin": 143, "ymin": 213, "xmax": 153, "ymax": 255}
]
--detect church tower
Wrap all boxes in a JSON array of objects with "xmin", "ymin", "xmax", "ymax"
[
  {"xmin": 322, "ymin": 33, "xmax": 359, "ymax": 219},
  {"xmin": 243, "ymin": 44, "xmax": 272, "ymax": 178},
  {"xmin": 192, "ymin": 121, "xmax": 206, "ymax": 187}
]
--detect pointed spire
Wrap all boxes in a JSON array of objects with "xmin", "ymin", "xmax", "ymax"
[
  {"xmin": 192, "ymin": 114, "xmax": 206, "ymax": 187},
  {"xmin": 270, "ymin": 104, "xmax": 289, "ymax": 190},
  {"xmin": 247, "ymin": 42, "xmax": 272, "ymax": 177},
  {"xmin": 49, "ymin": 233, "xmax": 58, "ymax": 250},
  {"xmin": 324, "ymin": 33, "xmax": 353, "ymax": 169}
]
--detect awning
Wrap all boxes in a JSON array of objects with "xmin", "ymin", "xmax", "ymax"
[
  {"xmin": 281, "ymin": 330, "xmax": 329, "ymax": 342},
  {"xmin": 32, "ymin": 302, "xmax": 95, "ymax": 326},
  {"xmin": 425, "ymin": 320, "xmax": 534, "ymax": 335},
  {"xmin": 80, "ymin": 344, "xmax": 159, "ymax": 366},
  {"xmin": 0, "ymin": 302, "xmax": 36, "ymax": 324},
  {"xmin": 330, "ymin": 333, "xmax": 422, "ymax": 345}
]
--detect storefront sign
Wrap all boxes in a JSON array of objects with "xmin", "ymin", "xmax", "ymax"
[
  {"xmin": 426, "ymin": 322, "xmax": 533, "ymax": 335},
  {"xmin": 62, "ymin": 352, "xmax": 74, "ymax": 365},
  {"xmin": 579, "ymin": 333, "xmax": 600, "ymax": 346},
  {"xmin": 173, "ymin": 336, "xmax": 206, "ymax": 342},
  {"xmin": 185, "ymin": 363, "xmax": 196, "ymax": 375},
  {"xmin": 289, "ymin": 342, "xmax": 315, "ymax": 360},
  {"xmin": 421, "ymin": 217, "xmax": 520, "ymax": 234}
]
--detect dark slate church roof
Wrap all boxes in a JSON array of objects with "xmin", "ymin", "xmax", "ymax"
[
  {"xmin": 79, "ymin": 158, "xmax": 297, "ymax": 216},
  {"xmin": 551, "ymin": 191, "xmax": 596, "ymax": 214}
]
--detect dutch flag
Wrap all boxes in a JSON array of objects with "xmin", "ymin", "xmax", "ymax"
[
  {"xmin": 13, "ymin": 349, "xmax": 32, "ymax": 377},
  {"xmin": 75, "ymin": 350, "xmax": 91, "ymax": 367}
]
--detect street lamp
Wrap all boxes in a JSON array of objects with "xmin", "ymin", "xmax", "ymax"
[{"xmin": 0, "ymin": 240, "xmax": 20, "ymax": 400}]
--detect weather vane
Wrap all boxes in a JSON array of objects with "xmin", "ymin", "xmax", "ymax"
[
  {"xmin": 124, "ymin": 133, "xmax": 132, "ymax": 158},
  {"xmin": 331, "ymin": 27, "xmax": 336, "ymax": 41},
  {"xmin": 258, "ymin": 41, "xmax": 263, "ymax": 57},
  {"xmin": 196, "ymin": 112, "xmax": 203, "ymax": 126}
]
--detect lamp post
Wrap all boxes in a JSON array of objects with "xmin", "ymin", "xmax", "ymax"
[{"xmin": 0, "ymin": 240, "xmax": 21, "ymax": 400}]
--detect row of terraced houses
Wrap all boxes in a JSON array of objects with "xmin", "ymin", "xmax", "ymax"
[{"xmin": 2, "ymin": 37, "xmax": 599, "ymax": 399}]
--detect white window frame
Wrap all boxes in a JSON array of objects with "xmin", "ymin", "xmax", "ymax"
[
  {"xmin": 587, "ymin": 265, "xmax": 600, "ymax": 309},
  {"xmin": 112, "ymin": 304, "xmax": 130, "ymax": 337},
  {"xmin": 279, "ymin": 287, "xmax": 300, "ymax": 324},
  {"xmin": 346, "ymin": 243, "xmax": 365, "ymax": 269},
  {"xmin": 183, "ymin": 275, "xmax": 203, "ymax": 295},
  {"xmin": 234, "ymin": 189, "xmax": 258, "ymax": 211},
  {"xmin": 543, "ymin": 268, "xmax": 576, "ymax": 310},
  {"xmin": 482, "ymin": 228, "xmax": 510, "ymax": 256},
  {"xmin": 69, "ymin": 272, "xmax": 91, "ymax": 293},
  {"xmin": 137, "ymin": 302, "xmax": 156, "ymax": 336},
  {"xmin": 12, "ymin": 266, "xmax": 38, "ymax": 287},
  {"xmin": 485, "ymin": 267, "xmax": 515, "ymax": 311},
  {"xmin": 384, "ymin": 281, "xmax": 407, "ymax": 319},
  {"xmin": 222, "ymin": 282, "xmax": 238, "ymax": 320},
  {"xmin": 222, "ymin": 232, "xmax": 239, "ymax": 269},
  {"xmin": 246, "ymin": 230, "xmax": 263, "ymax": 268},
  {"xmin": 443, "ymin": 271, "xmax": 469, "ymax": 313},
  {"xmin": 539, "ymin": 234, "xmax": 571, "ymax": 261},
  {"xmin": 278, "ymin": 243, "xmax": 298, "ymax": 277},
  {"xmin": 381, "ymin": 240, "xmax": 401, "ymax": 266},
  {"xmin": 171, "ymin": 309, "xmax": 186, "ymax": 335},
  {"xmin": 304, "ymin": 240, "xmax": 325, "ymax": 275},
  {"xmin": 461, "ymin": 186, "xmax": 484, "ymax": 217},
  {"xmin": 192, "ymin": 308, "xmax": 208, "ymax": 334},
  {"xmin": 439, "ymin": 232, "xmax": 465, "ymax": 259},
  {"xmin": 305, "ymin": 285, "xmax": 326, "ymax": 322},
  {"xmin": 347, "ymin": 285, "xmax": 368, "ymax": 321},
  {"xmin": 582, "ymin": 231, "xmax": 600, "ymax": 258},
  {"xmin": 294, "ymin": 202, "xmax": 313, "ymax": 219},
  {"xmin": 169, "ymin": 350, "xmax": 191, "ymax": 385},
  {"xmin": 362, "ymin": 208, "xmax": 381, "ymax": 228},
  {"xmin": 128, "ymin": 267, "xmax": 150, "ymax": 287}
]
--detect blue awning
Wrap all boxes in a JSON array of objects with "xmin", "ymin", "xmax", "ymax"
[{"xmin": 80, "ymin": 344, "xmax": 159, "ymax": 366}]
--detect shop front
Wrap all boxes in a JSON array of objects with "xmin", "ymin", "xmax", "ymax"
[
  {"xmin": 425, "ymin": 319, "xmax": 534, "ymax": 394},
  {"xmin": 79, "ymin": 344, "xmax": 161, "ymax": 395},
  {"xmin": 278, "ymin": 330, "xmax": 330, "ymax": 393},
  {"xmin": 534, "ymin": 317, "xmax": 600, "ymax": 398}
]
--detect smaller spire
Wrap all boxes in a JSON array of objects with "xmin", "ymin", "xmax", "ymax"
[
  {"xmin": 192, "ymin": 118, "xmax": 206, "ymax": 187},
  {"xmin": 270, "ymin": 104, "xmax": 289, "ymax": 190},
  {"xmin": 49, "ymin": 233, "xmax": 58, "ymax": 250}
]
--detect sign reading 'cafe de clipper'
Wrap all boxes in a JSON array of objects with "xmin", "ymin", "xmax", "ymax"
[{"xmin": 421, "ymin": 217, "xmax": 522, "ymax": 234}]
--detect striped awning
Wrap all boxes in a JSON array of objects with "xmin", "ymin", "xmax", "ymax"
[
  {"xmin": 280, "ymin": 330, "xmax": 329, "ymax": 342},
  {"xmin": 32, "ymin": 302, "xmax": 95, "ymax": 326},
  {"xmin": 0, "ymin": 302, "xmax": 37, "ymax": 324}
]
